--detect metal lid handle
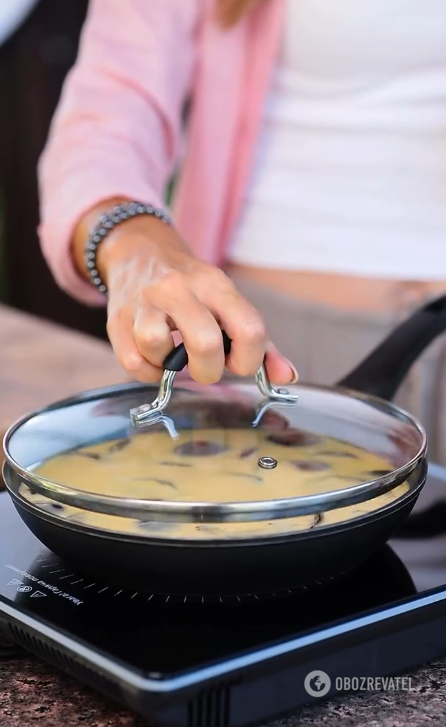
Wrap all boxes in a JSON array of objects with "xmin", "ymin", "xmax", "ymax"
[{"xmin": 130, "ymin": 330, "xmax": 298, "ymax": 425}]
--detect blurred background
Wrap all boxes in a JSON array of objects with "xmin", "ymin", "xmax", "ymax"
[{"xmin": 0, "ymin": 0, "xmax": 107, "ymax": 339}]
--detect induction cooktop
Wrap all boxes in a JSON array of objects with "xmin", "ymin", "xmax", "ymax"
[{"xmin": 3, "ymin": 465, "xmax": 446, "ymax": 727}]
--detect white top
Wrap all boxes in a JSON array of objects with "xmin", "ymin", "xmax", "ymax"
[{"xmin": 229, "ymin": 0, "xmax": 446, "ymax": 279}]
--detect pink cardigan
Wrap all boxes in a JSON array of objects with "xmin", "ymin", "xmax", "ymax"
[{"xmin": 38, "ymin": 0, "xmax": 285, "ymax": 306}]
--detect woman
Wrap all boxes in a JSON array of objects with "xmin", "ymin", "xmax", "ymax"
[{"xmin": 38, "ymin": 0, "xmax": 446, "ymax": 460}]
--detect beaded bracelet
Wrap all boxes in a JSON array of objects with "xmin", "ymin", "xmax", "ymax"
[{"xmin": 84, "ymin": 201, "xmax": 172, "ymax": 295}]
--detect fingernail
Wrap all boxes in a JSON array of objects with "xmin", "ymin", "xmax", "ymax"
[
  {"xmin": 265, "ymin": 342, "xmax": 298, "ymax": 383},
  {"xmin": 285, "ymin": 360, "xmax": 299, "ymax": 384}
]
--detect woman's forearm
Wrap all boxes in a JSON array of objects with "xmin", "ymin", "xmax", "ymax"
[{"xmin": 38, "ymin": 0, "xmax": 199, "ymax": 305}]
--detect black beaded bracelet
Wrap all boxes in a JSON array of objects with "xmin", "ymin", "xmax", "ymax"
[{"xmin": 84, "ymin": 201, "xmax": 172, "ymax": 294}]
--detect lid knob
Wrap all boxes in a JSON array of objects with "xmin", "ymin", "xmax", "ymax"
[{"xmin": 258, "ymin": 456, "xmax": 278, "ymax": 470}]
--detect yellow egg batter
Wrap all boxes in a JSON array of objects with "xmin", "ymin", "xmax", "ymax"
[{"xmin": 21, "ymin": 426, "xmax": 409, "ymax": 540}]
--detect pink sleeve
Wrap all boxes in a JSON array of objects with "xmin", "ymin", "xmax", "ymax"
[{"xmin": 38, "ymin": 0, "xmax": 200, "ymax": 305}]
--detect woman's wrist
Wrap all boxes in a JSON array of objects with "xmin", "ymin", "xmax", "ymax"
[
  {"xmin": 71, "ymin": 198, "xmax": 185, "ymax": 291},
  {"xmin": 71, "ymin": 197, "xmax": 129, "ymax": 284}
]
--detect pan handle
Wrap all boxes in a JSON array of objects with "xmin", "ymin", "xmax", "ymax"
[{"xmin": 337, "ymin": 294, "xmax": 446, "ymax": 401}]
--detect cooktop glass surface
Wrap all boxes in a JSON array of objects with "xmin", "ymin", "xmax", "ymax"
[{"xmin": 1, "ymin": 465, "xmax": 446, "ymax": 680}]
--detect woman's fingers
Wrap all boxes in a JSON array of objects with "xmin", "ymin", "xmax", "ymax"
[
  {"xmin": 206, "ymin": 284, "xmax": 298, "ymax": 385},
  {"xmin": 103, "ymin": 226, "xmax": 299, "ymax": 386},
  {"xmin": 207, "ymin": 286, "xmax": 267, "ymax": 377},
  {"xmin": 141, "ymin": 271, "xmax": 229, "ymax": 383},
  {"xmin": 164, "ymin": 295, "xmax": 227, "ymax": 384},
  {"xmin": 263, "ymin": 342, "xmax": 298, "ymax": 385},
  {"xmin": 107, "ymin": 309, "xmax": 164, "ymax": 382},
  {"xmin": 108, "ymin": 294, "xmax": 298, "ymax": 386},
  {"xmin": 133, "ymin": 306, "xmax": 174, "ymax": 368}
]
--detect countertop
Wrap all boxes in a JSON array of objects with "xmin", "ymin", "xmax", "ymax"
[
  {"xmin": 1, "ymin": 303, "xmax": 446, "ymax": 726},
  {"xmin": 0, "ymin": 303, "xmax": 126, "ymax": 438},
  {"xmin": 2, "ymin": 637, "xmax": 446, "ymax": 727}
]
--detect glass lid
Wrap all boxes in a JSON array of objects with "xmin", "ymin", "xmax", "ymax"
[{"xmin": 3, "ymin": 360, "xmax": 426, "ymax": 532}]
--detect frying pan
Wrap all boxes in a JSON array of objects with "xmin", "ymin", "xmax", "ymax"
[{"xmin": 4, "ymin": 295, "xmax": 446, "ymax": 598}]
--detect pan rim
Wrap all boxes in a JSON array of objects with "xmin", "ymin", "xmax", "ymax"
[{"xmin": 3, "ymin": 459, "xmax": 427, "ymax": 547}]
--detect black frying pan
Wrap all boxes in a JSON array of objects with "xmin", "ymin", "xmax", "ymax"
[{"xmin": 4, "ymin": 295, "xmax": 446, "ymax": 597}]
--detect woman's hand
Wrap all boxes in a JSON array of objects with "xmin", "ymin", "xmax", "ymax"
[{"xmin": 72, "ymin": 201, "xmax": 298, "ymax": 386}]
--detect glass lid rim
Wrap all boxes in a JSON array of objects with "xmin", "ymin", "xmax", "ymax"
[
  {"xmin": 2, "ymin": 380, "xmax": 428, "ymax": 523},
  {"xmin": 5, "ymin": 461, "xmax": 426, "ymax": 542},
  {"xmin": 2, "ymin": 454, "xmax": 425, "ymax": 523}
]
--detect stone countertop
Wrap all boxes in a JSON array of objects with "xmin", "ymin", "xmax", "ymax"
[
  {"xmin": 1, "ymin": 303, "xmax": 446, "ymax": 726},
  {"xmin": 1, "ymin": 639, "xmax": 446, "ymax": 727}
]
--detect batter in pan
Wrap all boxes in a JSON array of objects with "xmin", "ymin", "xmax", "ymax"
[{"xmin": 22, "ymin": 417, "xmax": 409, "ymax": 540}]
